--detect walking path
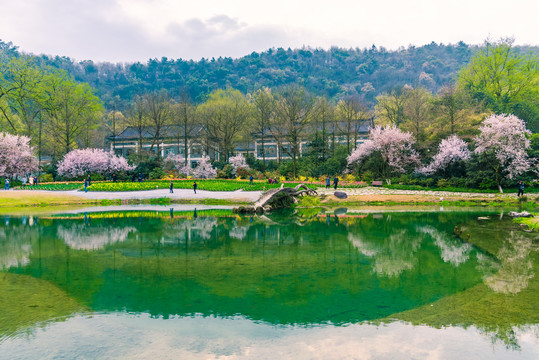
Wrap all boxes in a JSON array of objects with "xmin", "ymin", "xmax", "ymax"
[
  {"xmin": 23, "ymin": 188, "xmax": 263, "ymax": 202},
  {"xmin": 317, "ymin": 187, "xmax": 524, "ymax": 200}
]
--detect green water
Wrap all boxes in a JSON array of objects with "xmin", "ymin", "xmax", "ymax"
[{"xmin": 0, "ymin": 207, "xmax": 537, "ymax": 359}]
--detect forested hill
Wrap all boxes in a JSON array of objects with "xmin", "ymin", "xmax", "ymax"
[{"xmin": 3, "ymin": 40, "xmax": 539, "ymax": 107}]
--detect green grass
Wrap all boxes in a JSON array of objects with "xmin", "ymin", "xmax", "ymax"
[
  {"xmin": 14, "ymin": 183, "xmax": 83, "ymax": 191},
  {"xmin": 87, "ymin": 180, "xmax": 316, "ymax": 192}
]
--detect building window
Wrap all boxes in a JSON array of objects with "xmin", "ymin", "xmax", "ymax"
[{"xmin": 257, "ymin": 145, "xmax": 277, "ymax": 157}]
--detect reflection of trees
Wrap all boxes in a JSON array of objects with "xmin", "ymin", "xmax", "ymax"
[
  {"xmin": 349, "ymin": 229, "xmax": 422, "ymax": 277},
  {"xmin": 485, "ymin": 231, "xmax": 534, "ymax": 294},
  {"xmin": 417, "ymin": 225, "xmax": 471, "ymax": 266},
  {"xmin": 0, "ymin": 221, "xmax": 37, "ymax": 270},
  {"xmin": 57, "ymin": 223, "xmax": 136, "ymax": 250},
  {"xmin": 229, "ymin": 221, "xmax": 248, "ymax": 240}
]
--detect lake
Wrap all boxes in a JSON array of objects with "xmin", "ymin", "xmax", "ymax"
[{"xmin": 0, "ymin": 206, "xmax": 537, "ymax": 359}]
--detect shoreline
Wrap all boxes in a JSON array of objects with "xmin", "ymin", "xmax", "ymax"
[{"xmin": 0, "ymin": 188, "xmax": 536, "ymax": 212}]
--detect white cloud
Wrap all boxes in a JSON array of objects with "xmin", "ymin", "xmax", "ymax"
[{"xmin": 0, "ymin": 0, "xmax": 537, "ymax": 62}]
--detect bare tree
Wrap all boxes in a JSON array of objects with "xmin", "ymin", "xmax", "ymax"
[
  {"xmin": 143, "ymin": 91, "xmax": 172, "ymax": 160},
  {"xmin": 337, "ymin": 96, "xmax": 370, "ymax": 153},
  {"xmin": 272, "ymin": 86, "xmax": 315, "ymax": 178},
  {"xmin": 252, "ymin": 87, "xmax": 274, "ymax": 169},
  {"xmin": 171, "ymin": 91, "xmax": 199, "ymax": 165}
]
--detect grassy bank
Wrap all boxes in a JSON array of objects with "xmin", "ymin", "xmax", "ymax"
[{"xmin": 0, "ymin": 191, "xmax": 93, "ymax": 208}]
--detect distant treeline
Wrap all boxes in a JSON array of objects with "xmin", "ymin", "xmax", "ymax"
[{"xmin": 3, "ymin": 40, "xmax": 537, "ymax": 108}]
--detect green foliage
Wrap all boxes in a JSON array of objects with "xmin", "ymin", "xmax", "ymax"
[
  {"xmin": 458, "ymin": 38, "xmax": 539, "ymax": 132},
  {"xmin": 148, "ymin": 168, "xmax": 165, "ymax": 180}
]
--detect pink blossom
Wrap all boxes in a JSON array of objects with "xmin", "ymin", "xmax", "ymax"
[
  {"xmin": 177, "ymin": 155, "xmax": 216, "ymax": 179},
  {"xmin": 474, "ymin": 114, "xmax": 534, "ymax": 180},
  {"xmin": 57, "ymin": 148, "xmax": 134, "ymax": 178},
  {"xmin": 164, "ymin": 154, "xmax": 186, "ymax": 172},
  {"xmin": 419, "ymin": 135, "xmax": 471, "ymax": 175},
  {"xmin": 0, "ymin": 132, "xmax": 39, "ymax": 178},
  {"xmin": 347, "ymin": 125, "xmax": 420, "ymax": 174},
  {"xmin": 228, "ymin": 153, "xmax": 250, "ymax": 175}
]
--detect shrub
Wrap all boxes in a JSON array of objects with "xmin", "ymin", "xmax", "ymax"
[
  {"xmin": 39, "ymin": 174, "xmax": 54, "ymax": 183},
  {"xmin": 149, "ymin": 168, "xmax": 165, "ymax": 180}
]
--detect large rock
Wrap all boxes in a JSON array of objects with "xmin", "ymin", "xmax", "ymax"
[
  {"xmin": 508, "ymin": 211, "xmax": 534, "ymax": 218},
  {"xmin": 334, "ymin": 191, "xmax": 348, "ymax": 199}
]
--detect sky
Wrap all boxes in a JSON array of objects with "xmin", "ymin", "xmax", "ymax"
[{"xmin": 0, "ymin": 0, "xmax": 538, "ymax": 63}]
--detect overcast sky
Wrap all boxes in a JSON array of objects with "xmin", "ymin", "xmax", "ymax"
[{"xmin": 1, "ymin": 0, "xmax": 537, "ymax": 63}]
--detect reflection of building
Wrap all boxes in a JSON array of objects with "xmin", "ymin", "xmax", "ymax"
[{"xmin": 109, "ymin": 120, "xmax": 372, "ymax": 164}]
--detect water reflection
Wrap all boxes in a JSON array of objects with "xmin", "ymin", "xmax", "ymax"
[
  {"xmin": 485, "ymin": 230, "xmax": 535, "ymax": 294},
  {"xmin": 0, "ymin": 209, "xmax": 538, "ymax": 355}
]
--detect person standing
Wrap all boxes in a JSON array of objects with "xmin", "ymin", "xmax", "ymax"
[
  {"xmin": 22, "ymin": 177, "xmax": 27, "ymax": 187},
  {"xmin": 517, "ymin": 180, "xmax": 525, "ymax": 197},
  {"xmin": 34, "ymin": 176, "xmax": 38, "ymax": 186},
  {"xmin": 112, "ymin": 173, "xmax": 117, "ymax": 183},
  {"xmin": 170, "ymin": 180, "xmax": 174, "ymax": 194},
  {"xmin": 333, "ymin": 175, "xmax": 339, "ymax": 190},
  {"xmin": 5, "ymin": 179, "xmax": 9, "ymax": 190},
  {"xmin": 325, "ymin": 176, "xmax": 331, "ymax": 189},
  {"xmin": 84, "ymin": 178, "xmax": 88, "ymax": 193},
  {"xmin": 249, "ymin": 175, "xmax": 253, "ymax": 185},
  {"xmin": 87, "ymin": 174, "xmax": 91, "ymax": 186},
  {"xmin": 193, "ymin": 181, "xmax": 197, "ymax": 194}
]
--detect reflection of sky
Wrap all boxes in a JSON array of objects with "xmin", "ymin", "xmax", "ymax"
[{"xmin": 1, "ymin": 314, "xmax": 537, "ymax": 359}]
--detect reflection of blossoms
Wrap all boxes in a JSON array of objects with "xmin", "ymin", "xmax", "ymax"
[
  {"xmin": 0, "ymin": 242, "xmax": 31, "ymax": 270},
  {"xmin": 173, "ymin": 218, "xmax": 218, "ymax": 241},
  {"xmin": 418, "ymin": 225, "xmax": 471, "ymax": 266},
  {"xmin": 0, "ymin": 225, "xmax": 36, "ymax": 270},
  {"xmin": 229, "ymin": 223, "xmax": 248, "ymax": 240},
  {"xmin": 485, "ymin": 232, "xmax": 534, "ymax": 294},
  {"xmin": 348, "ymin": 233, "xmax": 379, "ymax": 257},
  {"xmin": 58, "ymin": 223, "xmax": 136, "ymax": 250},
  {"xmin": 374, "ymin": 230, "xmax": 421, "ymax": 277}
]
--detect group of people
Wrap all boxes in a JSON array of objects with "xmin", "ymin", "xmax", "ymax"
[
  {"xmin": 325, "ymin": 176, "xmax": 339, "ymax": 190},
  {"xmin": 21, "ymin": 176, "xmax": 39, "ymax": 187}
]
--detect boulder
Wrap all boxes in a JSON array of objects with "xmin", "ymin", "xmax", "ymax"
[
  {"xmin": 334, "ymin": 191, "xmax": 348, "ymax": 199},
  {"xmin": 508, "ymin": 211, "xmax": 534, "ymax": 218}
]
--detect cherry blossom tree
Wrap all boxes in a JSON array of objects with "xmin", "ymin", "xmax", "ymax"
[
  {"xmin": 164, "ymin": 154, "xmax": 185, "ymax": 171},
  {"xmin": 57, "ymin": 148, "xmax": 134, "ymax": 178},
  {"xmin": 474, "ymin": 114, "xmax": 534, "ymax": 193},
  {"xmin": 176, "ymin": 155, "xmax": 216, "ymax": 179},
  {"xmin": 418, "ymin": 135, "xmax": 471, "ymax": 176},
  {"xmin": 347, "ymin": 125, "xmax": 420, "ymax": 183},
  {"xmin": 228, "ymin": 153, "xmax": 250, "ymax": 175},
  {"xmin": 192, "ymin": 156, "xmax": 217, "ymax": 179},
  {"xmin": 0, "ymin": 132, "xmax": 39, "ymax": 178}
]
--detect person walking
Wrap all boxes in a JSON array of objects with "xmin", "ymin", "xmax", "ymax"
[
  {"xmin": 333, "ymin": 175, "xmax": 339, "ymax": 190},
  {"xmin": 325, "ymin": 176, "xmax": 331, "ymax": 189},
  {"xmin": 517, "ymin": 180, "xmax": 525, "ymax": 197},
  {"xmin": 170, "ymin": 180, "xmax": 174, "ymax": 194},
  {"xmin": 193, "ymin": 181, "xmax": 197, "ymax": 194},
  {"xmin": 84, "ymin": 178, "xmax": 88, "ymax": 193},
  {"xmin": 249, "ymin": 175, "xmax": 253, "ymax": 185},
  {"xmin": 22, "ymin": 177, "xmax": 27, "ymax": 187},
  {"xmin": 5, "ymin": 179, "xmax": 9, "ymax": 190},
  {"xmin": 34, "ymin": 176, "xmax": 38, "ymax": 185}
]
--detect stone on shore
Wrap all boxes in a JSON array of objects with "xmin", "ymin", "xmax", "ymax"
[
  {"xmin": 508, "ymin": 211, "xmax": 533, "ymax": 218},
  {"xmin": 334, "ymin": 191, "xmax": 348, "ymax": 199}
]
